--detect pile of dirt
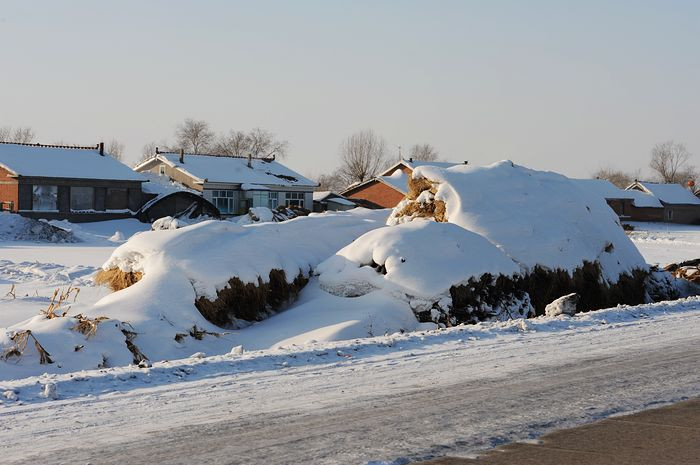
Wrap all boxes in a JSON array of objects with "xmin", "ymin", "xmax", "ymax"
[
  {"xmin": 0, "ymin": 212, "xmax": 77, "ymax": 243},
  {"xmin": 194, "ymin": 269, "xmax": 309, "ymax": 327},
  {"xmin": 664, "ymin": 259, "xmax": 700, "ymax": 284}
]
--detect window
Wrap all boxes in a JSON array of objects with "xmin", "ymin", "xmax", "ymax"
[
  {"xmin": 212, "ymin": 190, "xmax": 236, "ymax": 214},
  {"xmin": 159, "ymin": 165, "xmax": 165, "ymax": 175},
  {"xmin": 32, "ymin": 185, "xmax": 58, "ymax": 211},
  {"xmin": 284, "ymin": 192, "xmax": 305, "ymax": 208},
  {"xmin": 106, "ymin": 188, "xmax": 128, "ymax": 210},
  {"xmin": 70, "ymin": 186, "xmax": 95, "ymax": 211},
  {"xmin": 251, "ymin": 191, "xmax": 278, "ymax": 209},
  {"xmin": 668, "ymin": 209, "xmax": 674, "ymax": 221}
]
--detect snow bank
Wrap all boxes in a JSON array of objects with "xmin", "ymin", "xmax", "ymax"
[
  {"xmin": 389, "ymin": 160, "xmax": 647, "ymax": 281},
  {"xmin": 318, "ymin": 221, "xmax": 519, "ymax": 299},
  {"xmin": 235, "ymin": 206, "xmax": 298, "ymax": 225},
  {"xmin": 1, "ymin": 209, "xmax": 392, "ymax": 378},
  {"xmin": 0, "ymin": 212, "xmax": 77, "ymax": 243}
]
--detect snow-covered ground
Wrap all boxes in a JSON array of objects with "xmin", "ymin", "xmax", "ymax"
[
  {"xmin": 627, "ymin": 221, "xmax": 700, "ymax": 266},
  {"xmin": 0, "ymin": 213, "xmax": 698, "ymax": 463}
]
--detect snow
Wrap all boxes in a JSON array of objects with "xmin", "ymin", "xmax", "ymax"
[
  {"xmin": 0, "ymin": 144, "xmax": 144, "ymax": 181},
  {"xmin": 314, "ymin": 191, "xmax": 357, "ymax": 205},
  {"xmin": 317, "ymin": 220, "xmax": 519, "ymax": 300},
  {"xmin": 392, "ymin": 160, "xmax": 648, "ymax": 282},
  {"xmin": 631, "ymin": 181, "xmax": 700, "ymax": 205},
  {"xmin": 627, "ymin": 222, "xmax": 700, "ymax": 266},
  {"xmin": 144, "ymin": 153, "xmax": 317, "ymax": 187},
  {"xmin": 569, "ymin": 178, "xmax": 662, "ymax": 207},
  {"xmin": 380, "ymin": 169, "xmax": 409, "ymax": 193},
  {"xmin": 0, "ymin": 212, "xmax": 76, "ymax": 243},
  {"xmin": 624, "ymin": 189, "xmax": 664, "ymax": 208},
  {"xmin": 0, "ymin": 209, "xmax": 393, "ymax": 379},
  {"xmin": 139, "ymin": 172, "xmax": 198, "ymax": 196},
  {"xmin": 544, "ymin": 292, "xmax": 579, "ymax": 316}
]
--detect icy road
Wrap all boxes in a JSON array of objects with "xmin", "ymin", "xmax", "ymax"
[{"xmin": 2, "ymin": 298, "xmax": 699, "ymax": 465}]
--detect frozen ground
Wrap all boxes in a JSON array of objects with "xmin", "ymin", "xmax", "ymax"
[
  {"xmin": 626, "ymin": 221, "xmax": 700, "ymax": 266},
  {"xmin": 0, "ymin": 217, "xmax": 698, "ymax": 464},
  {"xmin": 0, "ymin": 297, "xmax": 698, "ymax": 464}
]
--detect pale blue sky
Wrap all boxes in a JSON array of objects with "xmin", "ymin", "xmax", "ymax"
[{"xmin": 1, "ymin": 0, "xmax": 698, "ymax": 179}]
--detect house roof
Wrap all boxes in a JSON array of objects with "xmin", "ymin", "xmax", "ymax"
[
  {"xmin": 379, "ymin": 158, "xmax": 462, "ymax": 177},
  {"xmin": 627, "ymin": 181, "xmax": 700, "ymax": 205},
  {"xmin": 570, "ymin": 178, "xmax": 663, "ymax": 208},
  {"xmin": 0, "ymin": 142, "xmax": 144, "ymax": 181},
  {"xmin": 136, "ymin": 153, "xmax": 317, "ymax": 188},
  {"xmin": 313, "ymin": 191, "xmax": 356, "ymax": 205}
]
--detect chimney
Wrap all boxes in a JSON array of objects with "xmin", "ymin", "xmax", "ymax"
[
  {"xmin": 98, "ymin": 142, "xmax": 104, "ymax": 156},
  {"xmin": 463, "ymin": 160, "xmax": 468, "ymax": 164},
  {"xmin": 247, "ymin": 153, "xmax": 252, "ymax": 168},
  {"xmin": 409, "ymin": 157, "xmax": 413, "ymax": 163},
  {"xmin": 155, "ymin": 146, "xmax": 160, "ymax": 155},
  {"xmin": 179, "ymin": 148, "xmax": 184, "ymax": 164}
]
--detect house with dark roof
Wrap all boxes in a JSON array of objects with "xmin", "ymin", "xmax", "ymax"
[
  {"xmin": 312, "ymin": 191, "xmax": 356, "ymax": 212},
  {"xmin": 340, "ymin": 158, "xmax": 464, "ymax": 208},
  {"xmin": 134, "ymin": 150, "xmax": 318, "ymax": 217},
  {"xmin": 0, "ymin": 142, "xmax": 147, "ymax": 222},
  {"xmin": 626, "ymin": 181, "xmax": 700, "ymax": 224}
]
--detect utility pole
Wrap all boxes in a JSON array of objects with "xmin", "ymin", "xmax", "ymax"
[{"xmin": 397, "ymin": 145, "xmax": 402, "ymax": 161}]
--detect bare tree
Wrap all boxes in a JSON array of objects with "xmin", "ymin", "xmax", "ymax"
[
  {"xmin": 140, "ymin": 141, "xmax": 158, "ymax": 163},
  {"xmin": 0, "ymin": 126, "xmax": 35, "ymax": 143},
  {"xmin": 316, "ymin": 170, "xmax": 347, "ymax": 192},
  {"xmin": 247, "ymin": 128, "xmax": 288, "ymax": 159},
  {"xmin": 338, "ymin": 129, "xmax": 387, "ymax": 184},
  {"xmin": 214, "ymin": 130, "xmax": 249, "ymax": 157},
  {"xmin": 649, "ymin": 141, "xmax": 696, "ymax": 184},
  {"xmin": 106, "ymin": 139, "xmax": 125, "ymax": 161},
  {"xmin": 408, "ymin": 143, "xmax": 439, "ymax": 161},
  {"xmin": 175, "ymin": 118, "xmax": 215, "ymax": 154},
  {"xmin": 213, "ymin": 128, "xmax": 288, "ymax": 158},
  {"xmin": 592, "ymin": 167, "xmax": 636, "ymax": 188}
]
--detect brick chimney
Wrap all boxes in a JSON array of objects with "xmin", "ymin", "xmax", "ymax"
[
  {"xmin": 179, "ymin": 148, "xmax": 185, "ymax": 164},
  {"xmin": 98, "ymin": 142, "xmax": 104, "ymax": 156}
]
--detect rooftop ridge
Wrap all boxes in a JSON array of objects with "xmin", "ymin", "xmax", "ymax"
[
  {"xmin": 0, "ymin": 141, "xmax": 98, "ymax": 150},
  {"xmin": 157, "ymin": 151, "xmax": 274, "ymax": 161}
]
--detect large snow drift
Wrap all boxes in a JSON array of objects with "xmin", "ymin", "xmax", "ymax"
[
  {"xmin": 1, "ymin": 209, "xmax": 393, "ymax": 378},
  {"xmin": 389, "ymin": 160, "xmax": 648, "ymax": 281}
]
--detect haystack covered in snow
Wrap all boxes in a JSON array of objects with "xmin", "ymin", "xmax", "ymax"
[{"xmin": 337, "ymin": 160, "xmax": 661, "ymax": 320}]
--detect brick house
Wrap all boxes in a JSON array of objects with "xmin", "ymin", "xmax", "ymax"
[
  {"xmin": 341, "ymin": 158, "xmax": 463, "ymax": 208},
  {"xmin": 134, "ymin": 150, "xmax": 317, "ymax": 217},
  {"xmin": 0, "ymin": 142, "xmax": 146, "ymax": 222}
]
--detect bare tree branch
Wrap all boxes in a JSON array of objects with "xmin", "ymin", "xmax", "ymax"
[
  {"xmin": 649, "ymin": 141, "xmax": 696, "ymax": 184},
  {"xmin": 408, "ymin": 143, "xmax": 439, "ymax": 161},
  {"xmin": 106, "ymin": 139, "xmax": 125, "ymax": 161},
  {"xmin": 175, "ymin": 119, "xmax": 215, "ymax": 154},
  {"xmin": 0, "ymin": 126, "xmax": 35, "ymax": 143},
  {"xmin": 338, "ymin": 129, "xmax": 387, "ymax": 184},
  {"xmin": 592, "ymin": 167, "xmax": 637, "ymax": 188}
]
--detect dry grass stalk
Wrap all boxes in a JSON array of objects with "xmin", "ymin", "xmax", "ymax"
[
  {"xmin": 5, "ymin": 284, "xmax": 16, "ymax": 299},
  {"xmin": 393, "ymin": 175, "xmax": 448, "ymax": 222},
  {"xmin": 121, "ymin": 328, "xmax": 148, "ymax": 364},
  {"xmin": 40, "ymin": 285, "xmax": 80, "ymax": 319},
  {"xmin": 72, "ymin": 314, "xmax": 109, "ymax": 338},
  {"xmin": 95, "ymin": 268, "xmax": 143, "ymax": 292},
  {"xmin": 1, "ymin": 329, "xmax": 53, "ymax": 364}
]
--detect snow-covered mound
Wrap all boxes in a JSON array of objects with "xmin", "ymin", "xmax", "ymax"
[
  {"xmin": 389, "ymin": 160, "xmax": 647, "ymax": 281},
  {"xmin": 318, "ymin": 221, "xmax": 519, "ymax": 299},
  {"xmin": 0, "ymin": 212, "xmax": 77, "ymax": 243},
  {"xmin": 0, "ymin": 209, "xmax": 392, "ymax": 379}
]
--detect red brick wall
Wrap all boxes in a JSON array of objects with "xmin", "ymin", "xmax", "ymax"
[
  {"xmin": 346, "ymin": 180, "xmax": 405, "ymax": 208},
  {"xmin": 0, "ymin": 166, "xmax": 18, "ymax": 212}
]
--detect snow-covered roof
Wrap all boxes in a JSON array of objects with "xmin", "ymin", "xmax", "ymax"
[
  {"xmin": 0, "ymin": 142, "xmax": 144, "ymax": 181},
  {"xmin": 313, "ymin": 191, "xmax": 356, "ymax": 206},
  {"xmin": 628, "ymin": 182, "xmax": 700, "ymax": 205},
  {"xmin": 380, "ymin": 170, "xmax": 410, "ymax": 194},
  {"xmin": 380, "ymin": 158, "xmax": 462, "ymax": 177},
  {"xmin": 137, "ymin": 153, "xmax": 317, "ymax": 188},
  {"xmin": 570, "ymin": 178, "xmax": 662, "ymax": 208},
  {"xmin": 139, "ymin": 172, "xmax": 198, "ymax": 196}
]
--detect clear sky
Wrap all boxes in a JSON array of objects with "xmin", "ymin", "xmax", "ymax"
[{"xmin": 1, "ymin": 0, "xmax": 698, "ymax": 179}]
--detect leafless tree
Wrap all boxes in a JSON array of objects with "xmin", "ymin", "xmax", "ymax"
[
  {"xmin": 213, "ymin": 128, "xmax": 288, "ymax": 159},
  {"xmin": 0, "ymin": 126, "xmax": 35, "ymax": 143},
  {"xmin": 214, "ymin": 130, "xmax": 249, "ymax": 157},
  {"xmin": 247, "ymin": 128, "xmax": 288, "ymax": 158},
  {"xmin": 106, "ymin": 139, "xmax": 125, "ymax": 161},
  {"xmin": 592, "ymin": 167, "xmax": 636, "ymax": 188},
  {"xmin": 408, "ymin": 143, "xmax": 439, "ymax": 161},
  {"xmin": 175, "ymin": 118, "xmax": 215, "ymax": 154},
  {"xmin": 649, "ymin": 141, "xmax": 696, "ymax": 184},
  {"xmin": 338, "ymin": 129, "xmax": 387, "ymax": 184},
  {"xmin": 315, "ymin": 170, "xmax": 348, "ymax": 192}
]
